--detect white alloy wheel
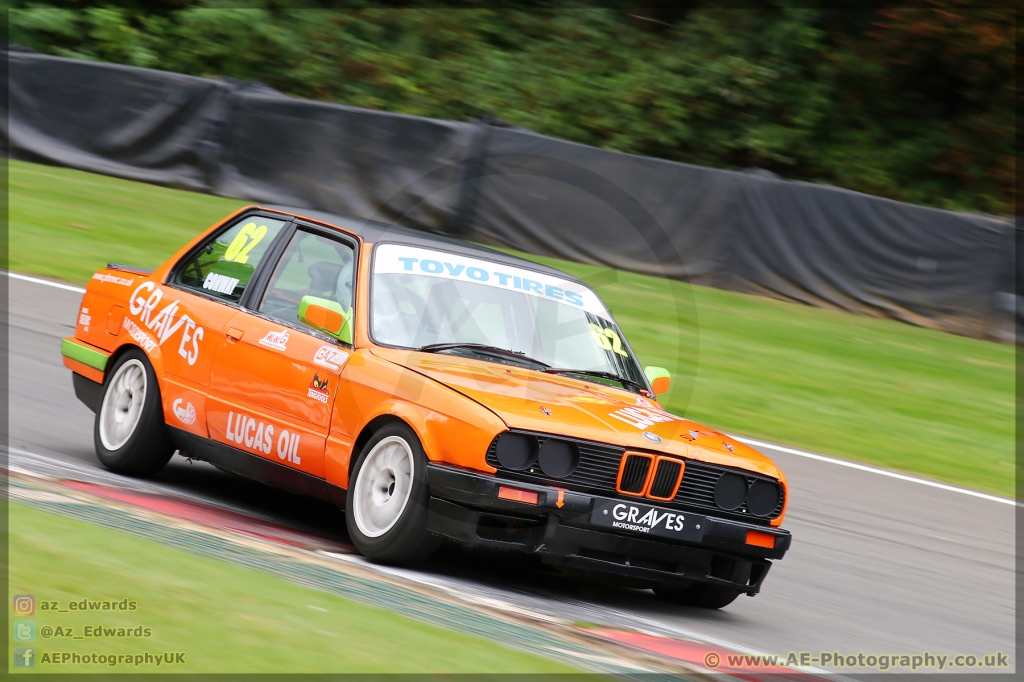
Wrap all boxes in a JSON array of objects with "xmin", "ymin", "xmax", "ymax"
[
  {"xmin": 98, "ymin": 359, "xmax": 148, "ymax": 450},
  {"xmin": 352, "ymin": 435, "xmax": 415, "ymax": 538}
]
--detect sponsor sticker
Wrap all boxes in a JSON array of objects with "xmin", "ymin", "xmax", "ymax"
[
  {"xmin": 201, "ymin": 272, "xmax": 239, "ymax": 295},
  {"xmin": 590, "ymin": 499, "xmax": 705, "ymax": 542},
  {"xmin": 78, "ymin": 308, "xmax": 91, "ymax": 332},
  {"xmin": 258, "ymin": 329, "xmax": 289, "ymax": 351},
  {"xmin": 225, "ymin": 411, "xmax": 301, "ymax": 464},
  {"xmin": 307, "ymin": 374, "xmax": 330, "ymax": 403},
  {"xmin": 568, "ymin": 395, "xmax": 615, "ymax": 405},
  {"xmin": 92, "ymin": 273, "xmax": 135, "ymax": 287},
  {"xmin": 122, "ymin": 318, "xmax": 158, "ymax": 353},
  {"xmin": 172, "ymin": 399, "xmax": 196, "ymax": 425},
  {"xmin": 313, "ymin": 345, "xmax": 349, "ymax": 371},
  {"xmin": 374, "ymin": 244, "xmax": 609, "ymax": 317},
  {"xmin": 609, "ymin": 406, "xmax": 679, "ymax": 430},
  {"xmin": 127, "ymin": 282, "xmax": 204, "ymax": 364},
  {"xmin": 635, "ymin": 396, "xmax": 664, "ymax": 411}
]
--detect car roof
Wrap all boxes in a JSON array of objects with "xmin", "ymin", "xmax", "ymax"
[{"xmin": 259, "ymin": 204, "xmax": 583, "ymax": 283}]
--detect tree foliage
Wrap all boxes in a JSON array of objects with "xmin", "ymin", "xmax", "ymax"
[{"xmin": 9, "ymin": 1, "xmax": 1015, "ymax": 214}]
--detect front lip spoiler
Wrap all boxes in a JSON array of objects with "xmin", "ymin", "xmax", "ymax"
[{"xmin": 425, "ymin": 462, "xmax": 791, "ymax": 594}]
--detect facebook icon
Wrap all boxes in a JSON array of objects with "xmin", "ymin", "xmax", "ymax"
[{"xmin": 14, "ymin": 647, "xmax": 34, "ymax": 668}]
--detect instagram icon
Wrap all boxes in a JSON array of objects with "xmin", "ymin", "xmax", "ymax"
[{"xmin": 13, "ymin": 595, "xmax": 34, "ymax": 616}]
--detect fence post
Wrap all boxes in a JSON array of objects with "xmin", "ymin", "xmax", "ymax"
[{"xmin": 447, "ymin": 116, "xmax": 503, "ymax": 238}]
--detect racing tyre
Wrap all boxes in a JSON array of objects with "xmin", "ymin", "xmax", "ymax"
[
  {"xmin": 654, "ymin": 562, "xmax": 751, "ymax": 609},
  {"xmin": 94, "ymin": 349, "xmax": 174, "ymax": 477},
  {"xmin": 346, "ymin": 423, "xmax": 440, "ymax": 565}
]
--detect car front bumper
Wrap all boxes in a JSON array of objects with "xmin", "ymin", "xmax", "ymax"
[{"xmin": 426, "ymin": 463, "xmax": 792, "ymax": 596}]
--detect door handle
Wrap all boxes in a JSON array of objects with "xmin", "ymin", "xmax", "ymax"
[{"xmin": 226, "ymin": 328, "xmax": 244, "ymax": 342}]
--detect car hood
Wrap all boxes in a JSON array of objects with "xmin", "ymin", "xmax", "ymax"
[{"xmin": 372, "ymin": 348, "xmax": 783, "ymax": 479}]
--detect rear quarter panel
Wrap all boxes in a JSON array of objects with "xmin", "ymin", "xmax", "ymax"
[{"xmin": 69, "ymin": 206, "xmax": 259, "ymax": 436}]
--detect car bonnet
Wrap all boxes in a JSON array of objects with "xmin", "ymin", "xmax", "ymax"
[{"xmin": 371, "ymin": 347, "xmax": 783, "ymax": 479}]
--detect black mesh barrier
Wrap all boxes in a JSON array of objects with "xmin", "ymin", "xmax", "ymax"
[
  {"xmin": 4, "ymin": 49, "xmax": 233, "ymax": 192},
  {"xmin": 727, "ymin": 176, "xmax": 1014, "ymax": 339},
  {"xmin": 212, "ymin": 84, "xmax": 476, "ymax": 233},
  {"xmin": 3, "ymin": 49, "xmax": 1015, "ymax": 341},
  {"xmin": 458, "ymin": 126, "xmax": 738, "ymax": 288},
  {"xmin": 459, "ymin": 126, "xmax": 1016, "ymax": 342}
]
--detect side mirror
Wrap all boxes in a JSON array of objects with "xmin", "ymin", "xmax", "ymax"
[
  {"xmin": 644, "ymin": 366, "xmax": 671, "ymax": 396},
  {"xmin": 298, "ymin": 296, "xmax": 353, "ymax": 345}
]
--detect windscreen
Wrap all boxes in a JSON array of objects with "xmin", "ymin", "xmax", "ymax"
[{"xmin": 371, "ymin": 244, "xmax": 648, "ymax": 389}]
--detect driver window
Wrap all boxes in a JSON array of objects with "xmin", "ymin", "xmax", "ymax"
[
  {"xmin": 175, "ymin": 216, "xmax": 287, "ymax": 303},
  {"xmin": 260, "ymin": 230, "xmax": 355, "ymax": 334}
]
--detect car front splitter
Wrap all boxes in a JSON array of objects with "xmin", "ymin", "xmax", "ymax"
[{"xmin": 425, "ymin": 463, "xmax": 791, "ymax": 595}]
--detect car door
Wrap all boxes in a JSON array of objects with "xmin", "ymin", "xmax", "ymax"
[
  {"xmin": 157, "ymin": 212, "xmax": 291, "ymax": 436},
  {"xmin": 206, "ymin": 224, "xmax": 357, "ymax": 479}
]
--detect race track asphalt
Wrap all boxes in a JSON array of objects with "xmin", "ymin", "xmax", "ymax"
[{"xmin": 7, "ymin": 275, "xmax": 1016, "ymax": 675}]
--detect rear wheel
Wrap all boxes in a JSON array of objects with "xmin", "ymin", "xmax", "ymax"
[
  {"xmin": 94, "ymin": 349, "xmax": 174, "ymax": 477},
  {"xmin": 346, "ymin": 423, "xmax": 439, "ymax": 564}
]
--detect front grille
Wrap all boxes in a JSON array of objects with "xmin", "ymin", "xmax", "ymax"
[
  {"xmin": 618, "ymin": 454, "xmax": 651, "ymax": 494},
  {"xmin": 485, "ymin": 430, "xmax": 784, "ymax": 524},
  {"xmin": 648, "ymin": 459, "xmax": 683, "ymax": 499}
]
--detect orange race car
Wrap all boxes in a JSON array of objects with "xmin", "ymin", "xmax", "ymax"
[{"xmin": 62, "ymin": 205, "xmax": 791, "ymax": 609}]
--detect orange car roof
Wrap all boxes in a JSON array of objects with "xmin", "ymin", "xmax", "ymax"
[{"xmin": 259, "ymin": 204, "xmax": 584, "ymax": 284}]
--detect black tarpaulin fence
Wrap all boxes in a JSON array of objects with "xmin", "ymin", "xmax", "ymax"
[{"xmin": 3, "ymin": 49, "xmax": 1015, "ymax": 342}]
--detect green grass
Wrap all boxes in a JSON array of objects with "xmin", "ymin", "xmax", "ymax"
[
  {"xmin": 8, "ymin": 159, "xmax": 1014, "ymax": 496},
  {"xmin": 8, "ymin": 160, "xmax": 249, "ymax": 284},
  {"xmin": 7, "ymin": 502, "xmax": 576, "ymax": 673}
]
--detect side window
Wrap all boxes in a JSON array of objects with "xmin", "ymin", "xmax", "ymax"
[
  {"xmin": 174, "ymin": 216, "xmax": 287, "ymax": 303},
  {"xmin": 260, "ymin": 229, "xmax": 356, "ymax": 333}
]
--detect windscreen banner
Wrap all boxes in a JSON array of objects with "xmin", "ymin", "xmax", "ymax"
[{"xmin": 373, "ymin": 244, "xmax": 610, "ymax": 317}]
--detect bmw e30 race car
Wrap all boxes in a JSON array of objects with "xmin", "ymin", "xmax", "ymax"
[{"xmin": 62, "ymin": 205, "xmax": 791, "ymax": 609}]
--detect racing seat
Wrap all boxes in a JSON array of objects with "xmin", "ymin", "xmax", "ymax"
[{"xmin": 306, "ymin": 260, "xmax": 342, "ymax": 300}]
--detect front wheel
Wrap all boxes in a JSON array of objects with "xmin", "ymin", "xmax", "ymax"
[
  {"xmin": 94, "ymin": 348, "xmax": 174, "ymax": 477},
  {"xmin": 345, "ymin": 423, "xmax": 439, "ymax": 564}
]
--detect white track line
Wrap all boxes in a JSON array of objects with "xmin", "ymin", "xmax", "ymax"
[
  {"xmin": 5, "ymin": 269, "xmax": 1016, "ymax": 507},
  {"xmin": 5, "ymin": 271, "xmax": 86, "ymax": 293},
  {"xmin": 733, "ymin": 436, "xmax": 1018, "ymax": 507}
]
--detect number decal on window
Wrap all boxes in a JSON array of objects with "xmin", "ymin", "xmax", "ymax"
[
  {"xmin": 223, "ymin": 222, "xmax": 268, "ymax": 264},
  {"xmin": 606, "ymin": 327, "xmax": 629, "ymax": 356},
  {"xmin": 588, "ymin": 323, "xmax": 628, "ymax": 356},
  {"xmin": 588, "ymin": 323, "xmax": 613, "ymax": 350}
]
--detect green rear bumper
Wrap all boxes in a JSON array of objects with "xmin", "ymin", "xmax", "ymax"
[{"xmin": 61, "ymin": 338, "xmax": 109, "ymax": 371}]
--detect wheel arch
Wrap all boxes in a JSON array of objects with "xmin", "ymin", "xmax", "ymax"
[
  {"xmin": 101, "ymin": 343, "xmax": 178, "ymax": 416},
  {"xmin": 346, "ymin": 389, "xmax": 504, "ymax": 481},
  {"xmin": 102, "ymin": 342, "xmax": 144, "ymax": 382},
  {"xmin": 349, "ymin": 413, "xmax": 413, "ymax": 483},
  {"xmin": 92, "ymin": 342, "xmax": 176, "ymax": 477},
  {"xmin": 104, "ymin": 342, "xmax": 172, "ymax": 389}
]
